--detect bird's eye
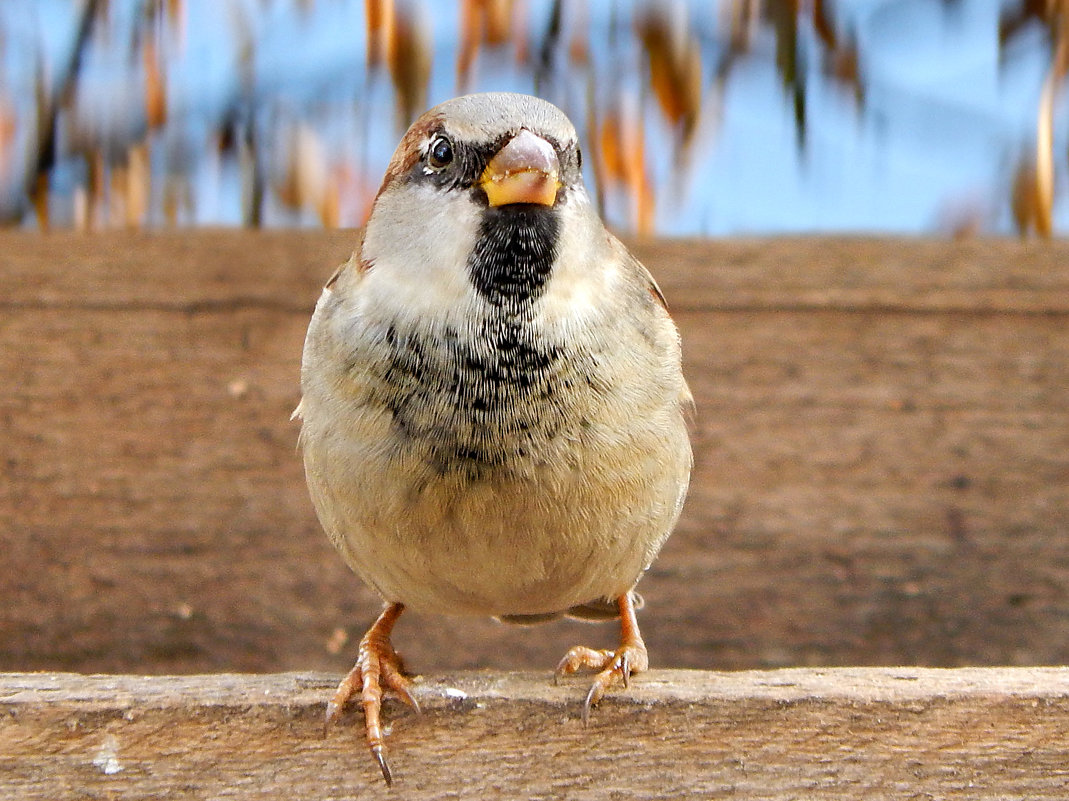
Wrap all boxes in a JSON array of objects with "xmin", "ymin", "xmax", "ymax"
[
  {"xmin": 576, "ymin": 147, "xmax": 583, "ymax": 170},
  {"xmin": 427, "ymin": 136, "xmax": 454, "ymax": 170}
]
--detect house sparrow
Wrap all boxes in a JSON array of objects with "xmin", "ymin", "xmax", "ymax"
[{"xmin": 295, "ymin": 92, "xmax": 692, "ymax": 785}]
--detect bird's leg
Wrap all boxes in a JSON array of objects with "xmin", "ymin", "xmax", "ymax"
[
  {"xmin": 325, "ymin": 602, "xmax": 419, "ymax": 785},
  {"xmin": 555, "ymin": 593, "xmax": 649, "ymax": 724}
]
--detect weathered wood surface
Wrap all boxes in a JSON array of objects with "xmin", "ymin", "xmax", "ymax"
[
  {"xmin": 1, "ymin": 232, "xmax": 1067, "ymax": 674},
  {"xmin": 2, "ymin": 668, "xmax": 1068, "ymax": 800}
]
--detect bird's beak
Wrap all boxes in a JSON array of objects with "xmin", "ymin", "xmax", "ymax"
[{"xmin": 480, "ymin": 129, "xmax": 561, "ymax": 207}]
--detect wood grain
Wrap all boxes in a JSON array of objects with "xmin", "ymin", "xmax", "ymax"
[
  {"xmin": 2, "ymin": 669, "xmax": 1067, "ymax": 799},
  {"xmin": 1, "ymin": 232, "xmax": 1067, "ymax": 675}
]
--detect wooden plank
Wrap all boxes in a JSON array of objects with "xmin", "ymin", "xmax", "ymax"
[
  {"xmin": 637, "ymin": 237, "xmax": 1069, "ymax": 313},
  {"xmin": 1, "ymin": 232, "xmax": 1067, "ymax": 675},
  {"xmin": 2, "ymin": 232, "xmax": 1067, "ymax": 312},
  {"xmin": 1, "ymin": 669, "xmax": 1067, "ymax": 799}
]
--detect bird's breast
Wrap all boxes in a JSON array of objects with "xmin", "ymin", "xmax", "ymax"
[{"xmin": 358, "ymin": 308, "xmax": 595, "ymax": 479}]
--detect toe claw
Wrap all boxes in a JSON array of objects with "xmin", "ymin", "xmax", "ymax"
[
  {"xmin": 372, "ymin": 745, "xmax": 393, "ymax": 786},
  {"xmin": 395, "ymin": 681, "xmax": 421, "ymax": 714},
  {"xmin": 324, "ymin": 701, "xmax": 340, "ymax": 736},
  {"xmin": 581, "ymin": 682, "xmax": 600, "ymax": 726}
]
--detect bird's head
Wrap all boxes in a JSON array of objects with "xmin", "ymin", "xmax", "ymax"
[{"xmin": 362, "ymin": 93, "xmax": 593, "ymax": 309}]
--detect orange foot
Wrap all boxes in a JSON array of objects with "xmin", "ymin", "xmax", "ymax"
[
  {"xmin": 325, "ymin": 602, "xmax": 419, "ymax": 785},
  {"xmin": 555, "ymin": 593, "xmax": 648, "ymax": 724}
]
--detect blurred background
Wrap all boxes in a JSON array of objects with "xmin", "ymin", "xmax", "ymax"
[{"xmin": 1, "ymin": 0, "xmax": 1068, "ymax": 237}]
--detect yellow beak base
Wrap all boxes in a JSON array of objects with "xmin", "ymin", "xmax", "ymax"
[
  {"xmin": 479, "ymin": 129, "xmax": 561, "ymax": 207},
  {"xmin": 481, "ymin": 169, "xmax": 560, "ymax": 207}
]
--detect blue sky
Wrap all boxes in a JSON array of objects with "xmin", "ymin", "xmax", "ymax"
[{"xmin": 1, "ymin": 0, "xmax": 1064, "ymax": 234}]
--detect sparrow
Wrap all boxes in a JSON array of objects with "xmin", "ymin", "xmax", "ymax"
[{"xmin": 295, "ymin": 92, "xmax": 692, "ymax": 785}]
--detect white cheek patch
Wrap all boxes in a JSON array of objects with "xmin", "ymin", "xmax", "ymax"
[
  {"xmin": 537, "ymin": 189, "xmax": 618, "ymax": 330},
  {"xmin": 360, "ymin": 183, "xmax": 484, "ymax": 325}
]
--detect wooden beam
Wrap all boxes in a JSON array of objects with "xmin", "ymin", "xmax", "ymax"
[
  {"xmin": 2, "ymin": 669, "xmax": 1068, "ymax": 799},
  {"xmin": 1, "ymin": 232, "xmax": 1067, "ymax": 675}
]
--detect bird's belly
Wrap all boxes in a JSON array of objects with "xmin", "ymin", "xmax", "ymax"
[{"xmin": 308, "ymin": 402, "xmax": 685, "ymax": 617}]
